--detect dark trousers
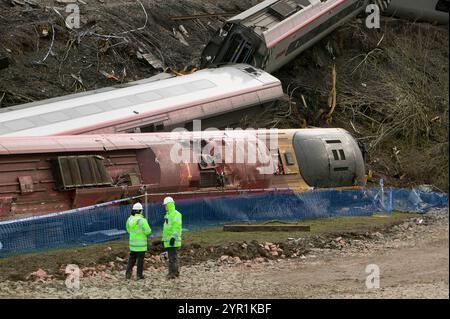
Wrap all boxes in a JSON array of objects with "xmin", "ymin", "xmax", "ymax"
[
  {"xmin": 166, "ymin": 247, "xmax": 180, "ymax": 276},
  {"xmin": 126, "ymin": 251, "xmax": 145, "ymax": 277}
]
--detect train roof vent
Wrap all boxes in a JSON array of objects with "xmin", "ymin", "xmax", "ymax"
[
  {"xmin": 242, "ymin": 66, "xmax": 260, "ymax": 76},
  {"xmin": 270, "ymin": 1, "xmax": 297, "ymax": 19},
  {"xmin": 52, "ymin": 155, "xmax": 112, "ymax": 191},
  {"xmin": 270, "ymin": 0, "xmax": 310, "ymax": 19}
]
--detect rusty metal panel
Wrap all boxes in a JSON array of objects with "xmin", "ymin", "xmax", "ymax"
[{"xmin": 0, "ymin": 197, "xmax": 12, "ymax": 217}]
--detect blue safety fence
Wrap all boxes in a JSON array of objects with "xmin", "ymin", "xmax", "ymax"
[{"xmin": 0, "ymin": 188, "xmax": 447, "ymax": 257}]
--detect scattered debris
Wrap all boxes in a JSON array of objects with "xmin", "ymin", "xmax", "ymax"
[
  {"xmin": 26, "ymin": 269, "xmax": 53, "ymax": 282},
  {"xmin": 223, "ymin": 224, "xmax": 310, "ymax": 232},
  {"xmin": 173, "ymin": 28, "xmax": 189, "ymax": 46},
  {"xmin": 100, "ymin": 70, "xmax": 120, "ymax": 81},
  {"xmin": 10, "ymin": 0, "xmax": 38, "ymax": 7},
  {"xmin": 35, "ymin": 24, "xmax": 55, "ymax": 64},
  {"xmin": 178, "ymin": 25, "xmax": 189, "ymax": 38},
  {"xmin": 0, "ymin": 92, "xmax": 5, "ymax": 107},
  {"xmin": 56, "ymin": 0, "xmax": 77, "ymax": 4},
  {"xmin": 137, "ymin": 51, "xmax": 164, "ymax": 69},
  {"xmin": 169, "ymin": 12, "xmax": 240, "ymax": 21}
]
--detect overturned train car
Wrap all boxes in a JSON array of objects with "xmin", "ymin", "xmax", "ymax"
[
  {"xmin": 0, "ymin": 128, "xmax": 365, "ymax": 220},
  {"xmin": 0, "ymin": 64, "xmax": 283, "ymax": 136},
  {"xmin": 201, "ymin": 0, "xmax": 372, "ymax": 73}
]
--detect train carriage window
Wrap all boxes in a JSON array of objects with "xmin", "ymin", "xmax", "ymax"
[
  {"xmin": 334, "ymin": 167, "xmax": 349, "ymax": 172},
  {"xmin": 436, "ymin": 0, "xmax": 449, "ymax": 12},
  {"xmin": 339, "ymin": 149, "xmax": 346, "ymax": 161},
  {"xmin": 140, "ymin": 123, "xmax": 164, "ymax": 133},
  {"xmin": 332, "ymin": 150, "xmax": 339, "ymax": 161}
]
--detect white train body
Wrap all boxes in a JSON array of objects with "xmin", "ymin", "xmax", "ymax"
[
  {"xmin": 0, "ymin": 64, "xmax": 283, "ymax": 137},
  {"xmin": 201, "ymin": 0, "xmax": 369, "ymax": 73}
]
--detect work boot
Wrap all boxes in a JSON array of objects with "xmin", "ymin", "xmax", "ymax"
[
  {"xmin": 166, "ymin": 274, "xmax": 176, "ymax": 280},
  {"xmin": 137, "ymin": 275, "xmax": 145, "ymax": 280},
  {"xmin": 125, "ymin": 273, "xmax": 131, "ymax": 280}
]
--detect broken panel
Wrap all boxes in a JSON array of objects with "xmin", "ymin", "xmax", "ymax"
[{"xmin": 18, "ymin": 175, "xmax": 34, "ymax": 194}]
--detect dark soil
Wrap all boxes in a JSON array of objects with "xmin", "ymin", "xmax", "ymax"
[{"xmin": 0, "ymin": 0, "xmax": 258, "ymax": 106}]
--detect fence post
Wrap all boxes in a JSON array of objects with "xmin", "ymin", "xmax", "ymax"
[
  {"xmin": 144, "ymin": 188, "xmax": 148, "ymax": 220},
  {"xmin": 380, "ymin": 178, "xmax": 385, "ymax": 212},
  {"xmin": 388, "ymin": 188, "xmax": 393, "ymax": 213}
]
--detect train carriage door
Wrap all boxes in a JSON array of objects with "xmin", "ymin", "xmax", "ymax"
[{"xmin": 222, "ymin": 34, "xmax": 254, "ymax": 64}]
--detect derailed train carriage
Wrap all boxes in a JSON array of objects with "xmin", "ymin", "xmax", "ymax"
[
  {"xmin": 201, "ymin": 0, "xmax": 374, "ymax": 73},
  {"xmin": 385, "ymin": 0, "xmax": 449, "ymax": 24},
  {"xmin": 0, "ymin": 128, "xmax": 365, "ymax": 220},
  {"xmin": 200, "ymin": 0, "xmax": 448, "ymax": 73},
  {"xmin": 0, "ymin": 64, "xmax": 283, "ymax": 136}
]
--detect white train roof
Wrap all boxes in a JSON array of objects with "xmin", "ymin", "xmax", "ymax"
[
  {"xmin": 0, "ymin": 64, "xmax": 281, "ymax": 137},
  {"xmin": 229, "ymin": 0, "xmax": 359, "ymax": 48}
]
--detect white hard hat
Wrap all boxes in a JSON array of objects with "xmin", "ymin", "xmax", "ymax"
[
  {"xmin": 132, "ymin": 202, "xmax": 143, "ymax": 211},
  {"xmin": 163, "ymin": 196, "xmax": 174, "ymax": 205}
]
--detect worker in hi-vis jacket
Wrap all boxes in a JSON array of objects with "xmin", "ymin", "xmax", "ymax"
[
  {"xmin": 125, "ymin": 202, "xmax": 151, "ymax": 280},
  {"xmin": 162, "ymin": 196, "xmax": 182, "ymax": 279}
]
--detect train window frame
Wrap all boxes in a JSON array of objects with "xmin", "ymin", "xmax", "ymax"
[{"xmin": 222, "ymin": 34, "xmax": 254, "ymax": 64}]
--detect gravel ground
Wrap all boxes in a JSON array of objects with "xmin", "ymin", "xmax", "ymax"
[{"xmin": 0, "ymin": 208, "xmax": 448, "ymax": 299}]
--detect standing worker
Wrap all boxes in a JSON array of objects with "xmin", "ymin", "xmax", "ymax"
[
  {"xmin": 162, "ymin": 196, "xmax": 182, "ymax": 279},
  {"xmin": 125, "ymin": 202, "xmax": 152, "ymax": 280}
]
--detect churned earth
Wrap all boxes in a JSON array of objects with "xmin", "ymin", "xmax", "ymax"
[{"xmin": 0, "ymin": 208, "xmax": 447, "ymax": 298}]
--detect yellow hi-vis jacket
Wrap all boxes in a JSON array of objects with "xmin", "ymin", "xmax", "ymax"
[
  {"xmin": 126, "ymin": 213, "xmax": 152, "ymax": 252},
  {"xmin": 162, "ymin": 202, "xmax": 182, "ymax": 248}
]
